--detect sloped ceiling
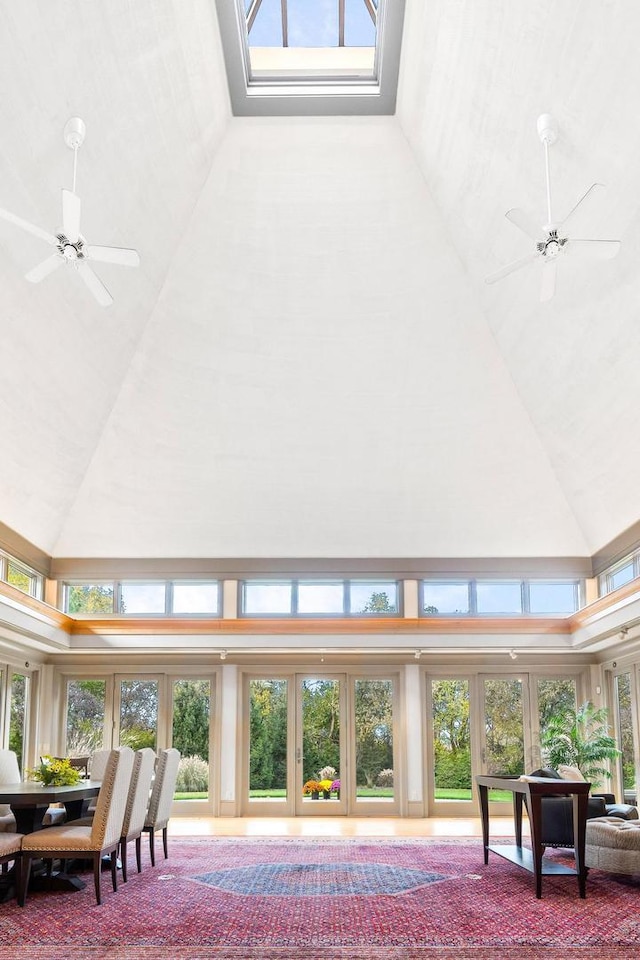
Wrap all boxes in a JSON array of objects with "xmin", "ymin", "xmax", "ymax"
[{"xmin": 1, "ymin": 0, "xmax": 637, "ymax": 560}]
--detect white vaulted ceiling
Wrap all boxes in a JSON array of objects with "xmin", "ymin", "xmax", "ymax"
[{"xmin": 0, "ymin": 0, "xmax": 638, "ymax": 560}]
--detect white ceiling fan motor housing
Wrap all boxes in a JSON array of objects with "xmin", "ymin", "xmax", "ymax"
[
  {"xmin": 63, "ymin": 117, "xmax": 86, "ymax": 150},
  {"xmin": 537, "ymin": 113, "xmax": 559, "ymax": 146}
]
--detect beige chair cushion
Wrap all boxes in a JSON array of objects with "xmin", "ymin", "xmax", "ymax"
[
  {"xmin": 122, "ymin": 748, "xmax": 156, "ymax": 840},
  {"xmin": 145, "ymin": 748, "xmax": 180, "ymax": 831},
  {"xmin": 22, "ymin": 824, "xmax": 94, "ymax": 851}
]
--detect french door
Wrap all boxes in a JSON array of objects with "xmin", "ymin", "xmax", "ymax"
[
  {"xmin": 244, "ymin": 672, "xmax": 398, "ymax": 816},
  {"xmin": 427, "ymin": 672, "xmax": 579, "ymax": 815}
]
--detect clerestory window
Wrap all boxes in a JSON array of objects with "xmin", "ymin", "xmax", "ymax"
[{"xmin": 215, "ymin": 0, "xmax": 405, "ymax": 115}]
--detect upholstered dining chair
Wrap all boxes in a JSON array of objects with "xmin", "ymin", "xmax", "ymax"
[
  {"xmin": 119, "ymin": 747, "xmax": 155, "ymax": 881},
  {"xmin": 143, "ymin": 748, "xmax": 180, "ymax": 867},
  {"xmin": 89, "ymin": 749, "xmax": 112, "ymax": 781},
  {"xmin": 18, "ymin": 745, "xmax": 134, "ymax": 906},
  {"xmin": 0, "ymin": 832, "xmax": 23, "ymax": 892}
]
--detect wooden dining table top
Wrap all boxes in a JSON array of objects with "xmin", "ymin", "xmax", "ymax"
[{"xmin": 0, "ymin": 780, "xmax": 101, "ymax": 807}]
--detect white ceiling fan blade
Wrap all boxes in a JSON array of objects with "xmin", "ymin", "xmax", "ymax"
[
  {"xmin": 86, "ymin": 244, "xmax": 140, "ymax": 267},
  {"xmin": 561, "ymin": 183, "xmax": 604, "ymax": 231},
  {"xmin": 563, "ymin": 238, "xmax": 621, "ymax": 261},
  {"xmin": 25, "ymin": 254, "xmax": 63, "ymax": 283},
  {"xmin": 485, "ymin": 252, "xmax": 539, "ymax": 285},
  {"xmin": 62, "ymin": 189, "xmax": 81, "ymax": 242},
  {"xmin": 77, "ymin": 262, "xmax": 113, "ymax": 307},
  {"xmin": 540, "ymin": 260, "xmax": 557, "ymax": 302},
  {"xmin": 505, "ymin": 208, "xmax": 546, "ymax": 242},
  {"xmin": 0, "ymin": 206, "xmax": 58, "ymax": 246}
]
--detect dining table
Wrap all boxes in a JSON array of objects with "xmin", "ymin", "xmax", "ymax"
[
  {"xmin": 0, "ymin": 779, "xmax": 101, "ymax": 834},
  {"xmin": 0, "ymin": 779, "xmax": 102, "ymax": 896}
]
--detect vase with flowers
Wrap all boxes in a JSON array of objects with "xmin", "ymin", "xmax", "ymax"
[
  {"xmin": 302, "ymin": 778, "xmax": 321, "ymax": 799},
  {"xmin": 331, "ymin": 778, "xmax": 341, "ymax": 799},
  {"xmin": 27, "ymin": 756, "xmax": 82, "ymax": 787}
]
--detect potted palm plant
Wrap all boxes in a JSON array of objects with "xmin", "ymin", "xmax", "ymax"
[{"xmin": 540, "ymin": 700, "xmax": 621, "ymax": 787}]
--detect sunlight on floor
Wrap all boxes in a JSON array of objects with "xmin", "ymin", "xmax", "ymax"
[{"xmin": 168, "ymin": 816, "xmax": 529, "ymax": 838}]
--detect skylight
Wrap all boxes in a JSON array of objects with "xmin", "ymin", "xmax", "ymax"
[
  {"xmin": 246, "ymin": 0, "xmax": 378, "ymax": 80},
  {"xmin": 215, "ymin": 0, "xmax": 405, "ymax": 116}
]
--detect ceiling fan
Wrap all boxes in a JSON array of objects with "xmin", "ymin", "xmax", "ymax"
[
  {"xmin": 485, "ymin": 114, "xmax": 620, "ymax": 302},
  {"xmin": 0, "ymin": 118, "xmax": 139, "ymax": 307}
]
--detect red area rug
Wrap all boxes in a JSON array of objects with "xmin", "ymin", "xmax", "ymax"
[{"xmin": 0, "ymin": 837, "xmax": 639, "ymax": 959}]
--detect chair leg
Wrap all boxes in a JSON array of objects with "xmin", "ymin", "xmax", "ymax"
[
  {"xmin": 110, "ymin": 850, "xmax": 118, "ymax": 892},
  {"xmin": 162, "ymin": 826, "xmax": 168, "ymax": 860},
  {"xmin": 18, "ymin": 855, "xmax": 32, "ymax": 907},
  {"xmin": 93, "ymin": 853, "xmax": 102, "ymax": 905},
  {"xmin": 149, "ymin": 828, "xmax": 155, "ymax": 867},
  {"xmin": 135, "ymin": 835, "xmax": 142, "ymax": 873},
  {"xmin": 120, "ymin": 839, "xmax": 127, "ymax": 883},
  {"xmin": 14, "ymin": 855, "xmax": 22, "ymax": 901}
]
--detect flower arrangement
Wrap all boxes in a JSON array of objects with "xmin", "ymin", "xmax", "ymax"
[
  {"xmin": 318, "ymin": 765, "xmax": 337, "ymax": 781},
  {"xmin": 302, "ymin": 779, "xmax": 321, "ymax": 795},
  {"xmin": 27, "ymin": 756, "xmax": 82, "ymax": 787},
  {"xmin": 330, "ymin": 779, "xmax": 341, "ymax": 793},
  {"xmin": 318, "ymin": 779, "xmax": 333, "ymax": 793}
]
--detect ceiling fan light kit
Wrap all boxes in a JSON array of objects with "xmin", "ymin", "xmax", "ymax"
[
  {"xmin": 485, "ymin": 114, "xmax": 621, "ymax": 302},
  {"xmin": 0, "ymin": 118, "xmax": 140, "ymax": 307}
]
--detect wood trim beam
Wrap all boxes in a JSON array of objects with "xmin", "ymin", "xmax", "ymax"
[
  {"xmin": 0, "ymin": 580, "xmax": 72, "ymax": 629},
  {"xmin": 70, "ymin": 615, "xmax": 571, "ymax": 636}
]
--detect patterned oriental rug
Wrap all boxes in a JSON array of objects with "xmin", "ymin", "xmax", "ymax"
[{"xmin": 0, "ymin": 837, "xmax": 639, "ymax": 960}]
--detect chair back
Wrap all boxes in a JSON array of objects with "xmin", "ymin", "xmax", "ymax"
[
  {"xmin": 90, "ymin": 746, "xmax": 135, "ymax": 848},
  {"xmin": 145, "ymin": 749, "xmax": 180, "ymax": 830},
  {"xmin": 89, "ymin": 749, "xmax": 112, "ymax": 781},
  {"xmin": 121, "ymin": 748, "xmax": 156, "ymax": 840},
  {"xmin": 0, "ymin": 750, "xmax": 21, "ymax": 817}
]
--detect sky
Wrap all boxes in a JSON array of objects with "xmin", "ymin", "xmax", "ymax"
[{"xmin": 248, "ymin": 0, "xmax": 377, "ymax": 48}]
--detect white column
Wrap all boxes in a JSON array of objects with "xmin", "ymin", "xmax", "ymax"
[
  {"xmin": 219, "ymin": 663, "xmax": 238, "ymax": 814},
  {"xmin": 404, "ymin": 663, "xmax": 424, "ymax": 814},
  {"xmin": 222, "ymin": 579, "xmax": 238, "ymax": 618}
]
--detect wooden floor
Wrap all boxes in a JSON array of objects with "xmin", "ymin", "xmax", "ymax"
[{"xmin": 168, "ymin": 816, "xmax": 527, "ymax": 838}]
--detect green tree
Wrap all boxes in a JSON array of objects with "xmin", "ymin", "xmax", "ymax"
[
  {"xmin": 432, "ymin": 679, "xmax": 471, "ymax": 790},
  {"xmin": 354, "ymin": 679, "xmax": 393, "ymax": 787},
  {"xmin": 67, "ymin": 585, "xmax": 114, "ymax": 614},
  {"xmin": 362, "ymin": 591, "xmax": 393, "ymax": 613},
  {"xmin": 9, "ymin": 673, "xmax": 26, "ymax": 771},
  {"xmin": 172, "ymin": 680, "xmax": 210, "ymax": 761},
  {"xmin": 302, "ymin": 679, "xmax": 340, "ymax": 780},
  {"xmin": 66, "ymin": 679, "xmax": 106, "ymax": 754},
  {"xmin": 119, "ymin": 679, "xmax": 157, "ymax": 750},
  {"xmin": 249, "ymin": 680, "xmax": 288, "ymax": 791}
]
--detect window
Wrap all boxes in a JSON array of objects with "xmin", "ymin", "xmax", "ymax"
[
  {"xmin": 240, "ymin": 579, "xmax": 399, "ymax": 616},
  {"xmin": 64, "ymin": 580, "xmax": 219, "ymax": 616},
  {"xmin": 528, "ymin": 582, "xmax": 578, "ymax": 615},
  {"xmin": 215, "ymin": 0, "xmax": 406, "ymax": 116},
  {"xmin": 298, "ymin": 582, "xmax": 344, "ymax": 614},
  {"xmin": 65, "ymin": 583, "xmax": 115, "ymax": 614},
  {"xmin": 246, "ymin": 0, "xmax": 378, "ymax": 81},
  {"xmin": 421, "ymin": 579, "xmax": 581, "ymax": 617},
  {"xmin": 119, "ymin": 583, "xmax": 166, "ymax": 615},
  {"xmin": 0, "ymin": 549, "xmax": 43, "ymax": 599},
  {"xmin": 422, "ymin": 582, "xmax": 470, "ymax": 615},
  {"xmin": 476, "ymin": 582, "xmax": 522, "ymax": 615},
  {"xmin": 65, "ymin": 679, "xmax": 107, "ymax": 755},
  {"xmin": 598, "ymin": 551, "xmax": 640, "ymax": 597},
  {"xmin": 172, "ymin": 582, "xmax": 219, "ymax": 615}
]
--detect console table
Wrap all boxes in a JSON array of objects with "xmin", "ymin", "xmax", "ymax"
[{"xmin": 475, "ymin": 774, "xmax": 590, "ymax": 898}]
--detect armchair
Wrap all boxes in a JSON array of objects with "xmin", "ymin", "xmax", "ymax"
[{"xmin": 527, "ymin": 767, "xmax": 638, "ymax": 848}]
